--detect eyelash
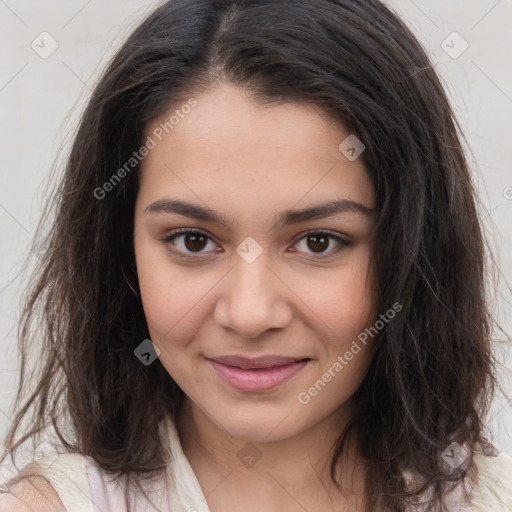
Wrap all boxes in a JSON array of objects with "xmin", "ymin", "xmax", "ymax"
[{"xmin": 160, "ymin": 228, "xmax": 351, "ymax": 259}]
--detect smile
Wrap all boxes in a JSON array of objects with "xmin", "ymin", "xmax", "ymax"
[{"xmin": 206, "ymin": 359, "xmax": 310, "ymax": 392}]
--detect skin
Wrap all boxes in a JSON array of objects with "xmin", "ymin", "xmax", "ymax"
[
  {"xmin": 133, "ymin": 81, "xmax": 378, "ymax": 512},
  {"xmin": 0, "ymin": 477, "xmax": 66, "ymax": 512}
]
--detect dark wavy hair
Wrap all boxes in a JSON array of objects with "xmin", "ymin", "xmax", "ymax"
[{"xmin": 0, "ymin": 0, "xmax": 501, "ymax": 510}]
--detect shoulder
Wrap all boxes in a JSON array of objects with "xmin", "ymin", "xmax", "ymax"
[
  {"xmin": 471, "ymin": 444, "xmax": 512, "ymax": 510},
  {"xmin": 0, "ymin": 474, "xmax": 67, "ymax": 511},
  {"xmin": 0, "ymin": 452, "xmax": 92, "ymax": 512}
]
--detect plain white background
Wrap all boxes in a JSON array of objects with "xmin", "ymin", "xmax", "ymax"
[{"xmin": 1, "ymin": 0, "xmax": 511, "ymax": 479}]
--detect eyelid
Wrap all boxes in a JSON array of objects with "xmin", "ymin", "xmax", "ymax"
[
  {"xmin": 290, "ymin": 229, "xmax": 351, "ymax": 258},
  {"xmin": 163, "ymin": 227, "xmax": 213, "ymax": 240},
  {"xmin": 160, "ymin": 227, "xmax": 351, "ymax": 258},
  {"xmin": 160, "ymin": 227, "xmax": 221, "ymax": 256}
]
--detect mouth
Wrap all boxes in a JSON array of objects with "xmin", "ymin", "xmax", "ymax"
[
  {"xmin": 206, "ymin": 355, "xmax": 311, "ymax": 370},
  {"xmin": 206, "ymin": 357, "xmax": 311, "ymax": 392}
]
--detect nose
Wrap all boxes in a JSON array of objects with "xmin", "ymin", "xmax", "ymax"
[{"xmin": 214, "ymin": 250, "xmax": 293, "ymax": 339}]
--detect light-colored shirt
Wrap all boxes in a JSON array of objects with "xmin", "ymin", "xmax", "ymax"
[{"xmin": 5, "ymin": 415, "xmax": 512, "ymax": 511}]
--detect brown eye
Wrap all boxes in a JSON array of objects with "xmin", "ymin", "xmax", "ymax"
[
  {"xmin": 182, "ymin": 232, "xmax": 208, "ymax": 252},
  {"xmin": 306, "ymin": 233, "xmax": 330, "ymax": 253},
  {"xmin": 293, "ymin": 231, "xmax": 350, "ymax": 258},
  {"xmin": 162, "ymin": 229, "xmax": 218, "ymax": 255}
]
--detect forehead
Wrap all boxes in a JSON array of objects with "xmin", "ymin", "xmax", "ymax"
[{"xmin": 138, "ymin": 82, "xmax": 374, "ymax": 216}]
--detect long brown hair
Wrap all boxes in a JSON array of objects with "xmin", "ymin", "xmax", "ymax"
[{"xmin": 0, "ymin": 0, "xmax": 501, "ymax": 510}]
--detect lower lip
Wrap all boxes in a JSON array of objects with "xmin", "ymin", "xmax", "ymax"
[{"xmin": 207, "ymin": 359, "xmax": 310, "ymax": 392}]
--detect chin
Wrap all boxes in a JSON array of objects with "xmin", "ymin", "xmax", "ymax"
[{"xmin": 207, "ymin": 407, "xmax": 305, "ymax": 443}]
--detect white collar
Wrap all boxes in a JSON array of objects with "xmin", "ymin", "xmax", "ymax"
[{"xmin": 163, "ymin": 414, "xmax": 212, "ymax": 512}]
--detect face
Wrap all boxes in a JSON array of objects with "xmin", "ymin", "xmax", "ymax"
[{"xmin": 133, "ymin": 81, "xmax": 378, "ymax": 444}]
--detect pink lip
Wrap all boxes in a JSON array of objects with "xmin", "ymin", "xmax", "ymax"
[
  {"xmin": 208, "ymin": 354, "xmax": 308, "ymax": 369},
  {"xmin": 207, "ymin": 358, "xmax": 310, "ymax": 392}
]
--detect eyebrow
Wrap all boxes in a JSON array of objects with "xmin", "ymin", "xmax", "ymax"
[{"xmin": 145, "ymin": 198, "xmax": 374, "ymax": 229}]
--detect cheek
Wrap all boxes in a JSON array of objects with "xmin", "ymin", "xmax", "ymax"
[
  {"xmin": 135, "ymin": 254, "xmax": 207, "ymax": 386},
  {"xmin": 299, "ymin": 248, "xmax": 377, "ymax": 400},
  {"xmin": 307, "ymin": 248, "xmax": 376, "ymax": 339},
  {"xmin": 134, "ymin": 237, "xmax": 206, "ymax": 339}
]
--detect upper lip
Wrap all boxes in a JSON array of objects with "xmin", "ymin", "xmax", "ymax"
[{"xmin": 206, "ymin": 355, "xmax": 310, "ymax": 370}]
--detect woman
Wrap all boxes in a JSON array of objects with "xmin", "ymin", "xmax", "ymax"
[{"xmin": 1, "ymin": 0, "xmax": 511, "ymax": 511}]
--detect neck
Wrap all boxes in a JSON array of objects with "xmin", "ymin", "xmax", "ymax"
[{"xmin": 176, "ymin": 397, "xmax": 365, "ymax": 497}]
